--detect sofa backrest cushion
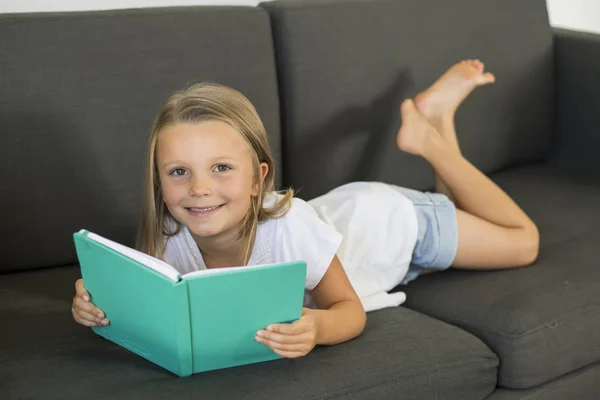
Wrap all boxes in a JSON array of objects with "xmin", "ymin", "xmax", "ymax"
[
  {"xmin": 262, "ymin": 0, "xmax": 554, "ymax": 200},
  {"xmin": 0, "ymin": 7, "xmax": 282, "ymax": 272}
]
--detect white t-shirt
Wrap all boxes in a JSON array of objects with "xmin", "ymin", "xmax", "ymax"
[
  {"xmin": 163, "ymin": 194, "xmax": 343, "ymax": 308},
  {"xmin": 163, "ymin": 182, "xmax": 418, "ymax": 312},
  {"xmin": 309, "ymin": 182, "xmax": 418, "ymax": 311}
]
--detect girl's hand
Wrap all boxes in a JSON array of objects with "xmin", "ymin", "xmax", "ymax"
[
  {"xmin": 71, "ymin": 279, "xmax": 110, "ymax": 327},
  {"xmin": 255, "ymin": 307, "xmax": 318, "ymax": 358}
]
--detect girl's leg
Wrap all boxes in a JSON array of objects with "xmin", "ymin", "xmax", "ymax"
[
  {"xmin": 396, "ymin": 100, "xmax": 539, "ymax": 270},
  {"xmin": 414, "ymin": 60, "xmax": 495, "ymax": 204}
]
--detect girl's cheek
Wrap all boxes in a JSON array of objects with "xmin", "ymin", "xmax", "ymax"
[
  {"xmin": 230, "ymin": 179, "xmax": 254, "ymax": 200},
  {"xmin": 161, "ymin": 184, "xmax": 179, "ymax": 206}
]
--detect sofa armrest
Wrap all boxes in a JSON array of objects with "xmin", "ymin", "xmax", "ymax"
[{"xmin": 553, "ymin": 28, "xmax": 600, "ymax": 177}]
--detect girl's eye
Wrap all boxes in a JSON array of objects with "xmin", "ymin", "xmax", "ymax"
[
  {"xmin": 170, "ymin": 168, "xmax": 187, "ymax": 176},
  {"xmin": 214, "ymin": 165, "xmax": 231, "ymax": 173}
]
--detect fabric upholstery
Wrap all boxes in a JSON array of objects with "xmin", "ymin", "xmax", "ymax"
[
  {"xmin": 486, "ymin": 361, "xmax": 600, "ymax": 400},
  {"xmin": 0, "ymin": 6, "xmax": 282, "ymax": 272},
  {"xmin": 0, "ymin": 265, "xmax": 498, "ymax": 400},
  {"xmin": 261, "ymin": 0, "xmax": 554, "ymax": 200},
  {"xmin": 553, "ymin": 28, "xmax": 600, "ymax": 179}
]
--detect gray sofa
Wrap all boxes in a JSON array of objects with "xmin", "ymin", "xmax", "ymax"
[{"xmin": 1, "ymin": 0, "xmax": 599, "ymax": 399}]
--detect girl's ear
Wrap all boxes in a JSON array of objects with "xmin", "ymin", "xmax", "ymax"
[{"xmin": 251, "ymin": 162, "xmax": 269, "ymax": 196}]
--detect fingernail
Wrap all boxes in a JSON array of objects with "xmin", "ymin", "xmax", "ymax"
[
  {"xmin": 255, "ymin": 336, "xmax": 262, "ymax": 343},
  {"xmin": 101, "ymin": 319, "xmax": 109, "ymax": 326},
  {"xmin": 266, "ymin": 326, "xmax": 273, "ymax": 332},
  {"xmin": 83, "ymin": 296, "xmax": 89, "ymax": 302},
  {"xmin": 97, "ymin": 313, "xmax": 104, "ymax": 318},
  {"xmin": 256, "ymin": 331, "xmax": 263, "ymax": 337}
]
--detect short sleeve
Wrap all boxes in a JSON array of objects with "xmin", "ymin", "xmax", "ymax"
[{"xmin": 274, "ymin": 197, "xmax": 343, "ymax": 291}]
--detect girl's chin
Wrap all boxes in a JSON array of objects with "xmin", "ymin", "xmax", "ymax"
[{"xmin": 186, "ymin": 222, "xmax": 233, "ymax": 240}]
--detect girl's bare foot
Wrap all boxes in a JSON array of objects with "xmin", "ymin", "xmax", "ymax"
[
  {"xmin": 396, "ymin": 99, "xmax": 445, "ymax": 158},
  {"xmin": 414, "ymin": 59, "xmax": 495, "ymax": 120}
]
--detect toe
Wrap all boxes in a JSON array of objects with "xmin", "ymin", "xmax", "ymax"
[
  {"xmin": 400, "ymin": 99, "xmax": 414, "ymax": 114},
  {"xmin": 477, "ymin": 72, "xmax": 495, "ymax": 84},
  {"xmin": 466, "ymin": 59, "xmax": 481, "ymax": 72}
]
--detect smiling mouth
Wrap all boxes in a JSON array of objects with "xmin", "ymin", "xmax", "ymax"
[{"xmin": 185, "ymin": 204, "xmax": 224, "ymax": 213}]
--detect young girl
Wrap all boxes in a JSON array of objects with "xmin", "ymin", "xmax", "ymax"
[{"xmin": 72, "ymin": 60, "xmax": 539, "ymax": 358}]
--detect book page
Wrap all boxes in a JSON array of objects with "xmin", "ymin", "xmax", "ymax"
[
  {"xmin": 182, "ymin": 262, "xmax": 284, "ymax": 279},
  {"xmin": 83, "ymin": 230, "xmax": 181, "ymax": 282}
]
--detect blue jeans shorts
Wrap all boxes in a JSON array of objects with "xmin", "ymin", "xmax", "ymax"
[{"xmin": 392, "ymin": 186, "xmax": 459, "ymax": 284}]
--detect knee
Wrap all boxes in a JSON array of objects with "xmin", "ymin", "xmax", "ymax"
[{"xmin": 518, "ymin": 224, "xmax": 540, "ymax": 266}]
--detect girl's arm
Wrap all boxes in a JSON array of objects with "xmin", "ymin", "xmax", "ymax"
[
  {"xmin": 309, "ymin": 255, "xmax": 366, "ymax": 345},
  {"xmin": 255, "ymin": 256, "xmax": 366, "ymax": 357}
]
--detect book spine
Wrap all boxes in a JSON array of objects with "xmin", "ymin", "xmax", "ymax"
[{"xmin": 173, "ymin": 280, "xmax": 193, "ymax": 377}]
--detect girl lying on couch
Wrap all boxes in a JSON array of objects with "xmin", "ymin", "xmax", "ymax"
[{"xmin": 72, "ymin": 60, "xmax": 539, "ymax": 358}]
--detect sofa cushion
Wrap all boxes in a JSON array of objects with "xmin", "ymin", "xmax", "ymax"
[
  {"xmin": 0, "ymin": 6, "xmax": 282, "ymax": 272},
  {"xmin": 486, "ymin": 361, "xmax": 600, "ymax": 400},
  {"xmin": 261, "ymin": 0, "xmax": 554, "ymax": 200},
  {"xmin": 1, "ymin": 265, "xmax": 498, "ymax": 400},
  {"xmin": 402, "ymin": 163, "xmax": 600, "ymax": 389}
]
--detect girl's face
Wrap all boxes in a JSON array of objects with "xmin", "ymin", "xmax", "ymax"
[{"xmin": 156, "ymin": 121, "xmax": 266, "ymax": 241}]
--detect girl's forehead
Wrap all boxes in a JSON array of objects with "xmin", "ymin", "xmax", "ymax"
[{"xmin": 157, "ymin": 121, "xmax": 251, "ymax": 158}]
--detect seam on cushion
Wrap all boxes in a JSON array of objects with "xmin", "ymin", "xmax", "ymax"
[
  {"xmin": 325, "ymin": 357, "xmax": 499, "ymax": 399},
  {"xmin": 500, "ymin": 362, "xmax": 600, "ymax": 398},
  {"xmin": 433, "ymin": 302, "xmax": 600, "ymax": 340},
  {"xmin": 1, "ymin": 263, "xmax": 80, "ymax": 276},
  {"xmin": 264, "ymin": 0, "xmax": 397, "ymax": 13},
  {"xmin": 0, "ymin": 6, "xmax": 264, "ymax": 23}
]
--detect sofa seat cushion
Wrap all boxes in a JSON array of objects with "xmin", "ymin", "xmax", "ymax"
[
  {"xmin": 1, "ymin": 265, "xmax": 497, "ymax": 400},
  {"xmin": 486, "ymin": 361, "xmax": 600, "ymax": 400},
  {"xmin": 402, "ymin": 163, "xmax": 600, "ymax": 389}
]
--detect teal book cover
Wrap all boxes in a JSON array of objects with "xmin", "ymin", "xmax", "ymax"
[{"xmin": 73, "ymin": 230, "xmax": 307, "ymax": 377}]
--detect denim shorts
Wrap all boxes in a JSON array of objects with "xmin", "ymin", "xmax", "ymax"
[{"xmin": 391, "ymin": 186, "xmax": 459, "ymax": 284}]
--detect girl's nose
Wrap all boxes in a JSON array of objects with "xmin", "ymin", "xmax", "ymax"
[{"xmin": 189, "ymin": 176, "xmax": 212, "ymax": 196}]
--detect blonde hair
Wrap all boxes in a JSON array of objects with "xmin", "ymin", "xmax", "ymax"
[{"xmin": 136, "ymin": 82, "xmax": 294, "ymax": 263}]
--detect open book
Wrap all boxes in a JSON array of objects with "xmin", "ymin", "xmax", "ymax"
[{"xmin": 73, "ymin": 230, "xmax": 307, "ymax": 377}]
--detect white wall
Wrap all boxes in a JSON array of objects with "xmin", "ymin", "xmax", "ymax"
[
  {"xmin": 0, "ymin": 0, "xmax": 262, "ymax": 13},
  {"xmin": 1, "ymin": 0, "xmax": 600, "ymax": 35},
  {"xmin": 546, "ymin": 0, "xmax": 600, "ymax": 34}
]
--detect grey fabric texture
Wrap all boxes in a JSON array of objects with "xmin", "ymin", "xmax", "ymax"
[
  {"xmin": 0, "ymin": 266, "xmax": 498, "ymax": 400},
  {"xmin": 0, "ymin": 7, "xmax": 282, "ymax": 273},
  {"xmin": 261, "ymin": 0, "xmax": 554, "ymax": 200},
  {"xmin": 553, "ymin": 28, "xmax": 600, "ymax": 179},
  {"xmin": 402, "ymin": 163, "xmax": 600, "ymax": 389},
  {"xmin": 486, "ymin": 361, "xmax": 600, "ymax": 400}
]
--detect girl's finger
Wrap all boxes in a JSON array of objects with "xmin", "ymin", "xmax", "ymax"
[
  {"xmin": 75, "ymin": 279, "xmax": 90, "ymax": 301},
  {"xmin": 266, "ymin": 319, "xmax": 310, "ymax": 336},
  {"xmin": 72, "ymin": 308, "xmax": 99, "ymax": 327},
  {"xmin": 73, "ymin": 306, "xmax": 104, "ymax": 324},
  {"xmin": 256, "ymin": 330, "xmax": 303, "ymax": 345},
  {"xmin": 258, "ymin": 337, "xmax": 308, "ymax": 353},
  {"xmin": 270, "ymin": 347, "xmax": 306, "ymax": 359},
  {"xmin": 73, "ymin": 296, "xmax": 104, "ymax": 317},
  {"xmin": 265, "ymin": 322, "xmax": 302, "ymax": 335}
]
